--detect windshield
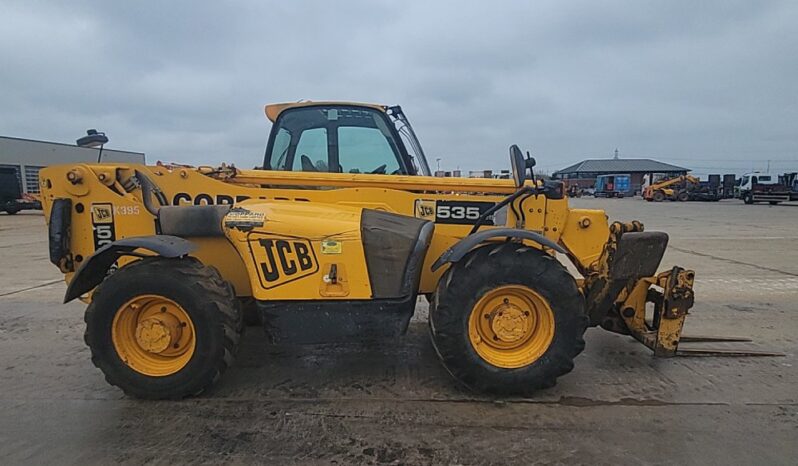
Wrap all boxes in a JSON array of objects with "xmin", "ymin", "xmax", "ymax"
[{"xmin": 387, "ymin": 106, "xmax": 432, "ymax": 176}]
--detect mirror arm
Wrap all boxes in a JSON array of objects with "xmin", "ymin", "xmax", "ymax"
[{"xmin": 526, "ymin": 151, "xmax": 536, "ymax": 185}]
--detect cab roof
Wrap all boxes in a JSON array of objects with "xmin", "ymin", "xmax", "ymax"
[{"xmin": 264, "ymin": 101, "xmax": 388, "ymax": 122}]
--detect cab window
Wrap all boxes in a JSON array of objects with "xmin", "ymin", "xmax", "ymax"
[
  {"xmin": 265, "ymin": 105, "xmax": 408, "ymax": 174},
  {"xmin": 338, "ymin": 126, "xmax": 400, "ymax": 174},
  {"xmin": 294, "ymin": 128, "xmax": 328, "ymax": 171},
  {"xmin": 271, "ymin": 128, "xmax": 291, "ymax": 170}
]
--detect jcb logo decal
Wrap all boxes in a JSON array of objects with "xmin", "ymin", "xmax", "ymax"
[
  {"xmin": 91, "ymin": 204, "xmax": 114, "ymax": 224},
  {"xmin": 91, "ymin": 203, "xmax": 116, "ymax": 249},
  {"xmin": 414, "ymin": 199, "xmax": 436, "ymax": 221},
  {"xmin": 249, "ymin": 235, "xmax": 318, "ymax": 289}
]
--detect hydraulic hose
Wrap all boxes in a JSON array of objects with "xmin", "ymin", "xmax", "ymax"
[{"xmin": 134, "ymin": 170, "xmax": 167, "ymax": 216}]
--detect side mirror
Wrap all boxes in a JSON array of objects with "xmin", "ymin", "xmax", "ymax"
[
  {"xmin": 509, "ymin": 145, "xmax": 537, "ymax": 188},
  {"xmin": 510, "ymin": 145, "xmax": 526, "ymax": 187}
]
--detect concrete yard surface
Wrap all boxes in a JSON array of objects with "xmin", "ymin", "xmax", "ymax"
[{"xmin": 0, "ymin": 199, "xmax": 796, "ymax": 464}]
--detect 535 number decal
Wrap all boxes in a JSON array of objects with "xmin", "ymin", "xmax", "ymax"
[
  {"xmin": 415, "ymin": 200, "xmax": 495, "ymax": 225},
  {"xmin": 436, "ymin": 204, "xmax": 482, "ymax": 221}
]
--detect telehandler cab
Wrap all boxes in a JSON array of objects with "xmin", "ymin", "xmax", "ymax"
[{"xmin": 39, "ymin": 101, "xmax": 767, "ymax": 399}]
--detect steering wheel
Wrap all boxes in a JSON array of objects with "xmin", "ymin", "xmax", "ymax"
[{"xmin": 370, "ymin": 164, "xmax": 387, "ymax": 174}]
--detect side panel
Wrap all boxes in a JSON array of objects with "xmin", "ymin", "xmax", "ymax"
[
  {"xmin": 559, "ymin": 209, "xmax": 611, "ymax": 271},
  {"xmin": 224, "ymin": 201, "xmax": 374, "ymax": 300}
]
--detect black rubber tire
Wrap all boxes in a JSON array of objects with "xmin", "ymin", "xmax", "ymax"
[
  {"xmin": 744, "ymin": 193, "xmax": 754, "ymax": 204},
  {"xmin": 5, "ymin": 208, "xmax": 19, "ymax": 215},
  {"xmin": 429, "ymin": 243, "xmax": 587, "ymax": 395},
  {"xmin": 652, "ymin": 191, "xmax": 665, "ymax": 202},
  {"xmin": 84, "ymin": 257, "xmax": 242, "ymax": 399},
  {"xmin": 677, "ymin": 191, "xmax": 689, "ymax": 202},
  {"xmin": 769, "ymin": 201, "xmax": 780, "ymax": 205}
]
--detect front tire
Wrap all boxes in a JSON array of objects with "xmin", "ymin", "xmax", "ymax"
[
  {"xmin": 429, "ymin": 243, "xmax": 587, "ymax": 395},
  {"xmin": 84, "ymin": 257, "xmax": 242, "ymax": 399},
  {"xmin": 652, "ymin": 191, "xmax": 665, "ymax": 202}
]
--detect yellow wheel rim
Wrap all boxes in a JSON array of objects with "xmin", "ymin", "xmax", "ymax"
[
  {"xmin": 468, "ymin": 285, "xmax": 555, "ymax": 369},
  {"xmin": 111, "ymin": 295, "xmax": 196, "ymax": 377}
]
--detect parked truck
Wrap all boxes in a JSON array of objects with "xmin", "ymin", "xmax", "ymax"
[
  {"xmin": 593, "ymin": 174, "xmax": 630, "ymax": 198},
  {"xmin": 1, "ymin": 167, "xmax": 42, "ymax": 215},
  {"xmin": 738, "ymin": 172, "xmax": 796, "ymax": 205}
]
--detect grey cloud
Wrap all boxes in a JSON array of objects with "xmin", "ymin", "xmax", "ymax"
[{"xmin": 0, "ymin": 0, "xmax": 796, "ymax": 175}]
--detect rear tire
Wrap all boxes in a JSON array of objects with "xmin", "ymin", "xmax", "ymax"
[
  {"xmin": 769, "ymin": 201, "xmax": 780, "ymax": 205},
  {"xmin": 429, "ymin": 243, "xmax": 587, "ymax": 395},
  {"xmin": 677, "ymin": 191, "xmax": 689, "ymax": 202},
  {"xmin": 84, "ymin": 257, "xmax": 242, "ymax": 399}
]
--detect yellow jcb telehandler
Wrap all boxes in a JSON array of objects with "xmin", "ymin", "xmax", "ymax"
[
  {"xmin": 644, "ymin": 174, "xmax": 701, "ymax": 202},
  {"xmin": 39, "ymin": 102, "xmax": 770, "ymax": 399}
]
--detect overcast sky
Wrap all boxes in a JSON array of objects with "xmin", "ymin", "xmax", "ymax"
[{"xmin": 1, "ymin": 1, "xmax": 796, "ymax": 176}]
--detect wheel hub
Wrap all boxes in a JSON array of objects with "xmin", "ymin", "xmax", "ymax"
[
  {"xmin": 489, "ymin": 303, "xmax": 532, "ymax": 343},
  {"xmin": 135, "ymin": 314, "xmax": 182, "ymax": 353},
  {"xmin": 468, "ymin": 285, "xmax": 556, "ymax": 369},
  {"xmin": 112, "ymin": 295, "xmax": 196, "ymax": 377}
]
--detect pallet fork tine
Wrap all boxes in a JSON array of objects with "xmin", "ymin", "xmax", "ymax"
[
  {"xmin": 675, "ymin": 347, "xmax": 785, "ymax": 357},
  {"xmin": 617, "ymin": 267, "xmax": 783, "ymax": 358},
  {"xmin": 679, "ymin": 335, "xmax": 752, "ymax": 343}
]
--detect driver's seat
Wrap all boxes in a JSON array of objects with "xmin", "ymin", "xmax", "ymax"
[{"xmin": 300, "ymin": 155, "xmax": 318, "ymax": 172}]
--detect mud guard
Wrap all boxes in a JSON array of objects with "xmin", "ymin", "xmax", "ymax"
[
  {"xmin": 431, "ymin": 228, "xmax": 566, "ymax": 272},
  {"xmin": 48, "ymin": 198, "xmax": 72, "ymax": 271},
  {"xmin": 63, "ymin": 235, "xmax": 197, "ymax": 303}
]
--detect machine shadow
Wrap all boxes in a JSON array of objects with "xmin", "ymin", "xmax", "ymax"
[{"xmin": 209, "ymin": 322, "xmax": 470, "ymax": 399}]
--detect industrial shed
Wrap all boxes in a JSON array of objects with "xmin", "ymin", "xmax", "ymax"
[
  {"xmin": 0, "ymin": 136, "xmax": 145, "ymax": 195},
  {"xmin": 553, "ymin": 158, "xmax": 689, "ymax": 195}
]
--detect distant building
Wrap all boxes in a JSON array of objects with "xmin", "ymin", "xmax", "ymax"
[
  {"xmin": 468, "ymin": 170, "xmax": 491, "ymax": 178},
  {"xmin": 553, "ymin": 158, "xmax": 689, "ymax": 195},
  {"xmin": 433, "ymin": 169, "xmax": 463, "ymax": 178},
  {"xmin": 0, "ymin": 136, "xmax": 145, "ymax": 194},
  {"xmin": 466, "ymin": 169, "xmax": 510, "ymax": 179}
]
